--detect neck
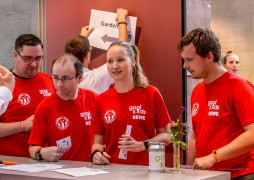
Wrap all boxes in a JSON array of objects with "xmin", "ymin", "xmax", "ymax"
[
  {"xmin": 57, "ymin": 88, "xmax": 79, "ymax": 100},
  {"xmin": 114, "ymin": 79, "xmax": 135, "ymax": 93},
  {"xmin": 203, "ymin": 64, "xmax": 227, "ymax": 84},
  {"xmin": 82, "ymin": 61, "xmax": 89, "ymax": 69}
]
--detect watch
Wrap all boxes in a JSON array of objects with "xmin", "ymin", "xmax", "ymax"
[
  {"xmin": 143, "ymin": 141, "xmax": 149, "ymax": 152},
  {"xmin": 35, "ymin": 147, "xmax": 43, "ymax": 160}
]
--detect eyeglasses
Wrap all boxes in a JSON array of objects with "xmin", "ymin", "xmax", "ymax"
[
  {"xmin": 17, "ymin": 51, "xmax": 43, "ymax": 64},
  {"xmin": 51, "ymin": 75, "xmax": 77, "ymax": 83}
]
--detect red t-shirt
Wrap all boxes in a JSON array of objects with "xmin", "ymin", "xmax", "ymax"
[
  {"xmin": 191, "ymin": 71, "xmax": 254, "ymax": 178},
  {"xmin": 92, "ymin": 85, "xmax": 171, "ymax": 165},
  {"xmin": 28, "ymin": 88, "xmax": 98, "ymax": 161},
  {"xmin": 0, "ymin": 72, "xmax": 55, "ymax": 157}
]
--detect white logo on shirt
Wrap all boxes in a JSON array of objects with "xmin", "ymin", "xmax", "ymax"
[
  {"xmin": 104, "ymin": 110, "xmax": 116, "ymax": 124},
  {"xmin": 18, "ymin": 93, "xmax": 31, "ymax": 105},
  {"xmin": 192, "ymin": 102, "xmax": 199, "ymax": 117},
  {"xmin": 39, "ymin": 89, "xmax": 51, "ymax": 97},
  {"xmin": 129, "ymin": 105, "xmax": 146, "ymax": 120},
  {"xmin": 208, "ymin": 100, "xmax": 219, "ymax": 116},
  {"xmin": 56, "ymin": 116, "xmax": 70, "ymax": 130},
  {"xmin": 80, "ymin": 111, "xmax": 92, "ymax": 126}
]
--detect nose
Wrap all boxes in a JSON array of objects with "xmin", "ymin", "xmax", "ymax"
[
  {"xmin": 57, "ymin": 79, "xmax": 64, "ymax": 86},
  {"xmin": 183, "ymin": 60, "xmax": 188, "ymax": 69},
  {"xmin": 112, "ymin": 61, "xmax": 119, "ymax": 69},
  {"xmin": 29, "ymin": 60, "xmax": 37, "ymax": 67}
]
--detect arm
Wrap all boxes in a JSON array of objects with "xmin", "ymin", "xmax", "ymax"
[
  {"xmin": 0, "ymin": 115, "xmax": 34, "ymax": 137},
  {"xmin": 186, "ymin": 130, "xmax": 196, "ymax": 165},
  {"xmin": 0, "ymin": 66, "xmax": 15, "ymax": 116},
  {"xmin": 117, "ymin": 8, "xmax": 129, "ymax": 42},
  {"xmin": 193, "ymin": 122, "xmax": 254, "ymax": 169},
  {"xmin": 29, "ymin": 144, "xmax": 64, "ymax": 162},
  {"xmin": 0, "ymin": 66, "xmax": 15, "ymax": 92},
  {"xmin": 118, "ymin": 125, "xmax": 171, "ymax": 152},
  {"xmin": 0, "ymin": 87, "xmax": 12, "ymax": 116},
  {"xmin": 92, "ymin": 134, "xmax": 111, "ymax": 165}
]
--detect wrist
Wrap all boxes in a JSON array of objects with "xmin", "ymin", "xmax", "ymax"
[
  {"xmin": 213, "ymin": 150, "xmax": 221, "ymax": 163},
  {"xmin": 35, "ymin": 147, "xmax": 43, "ymax": 160},
  {"xmin": 142, "ymin": 141, "xmax": 149, "ymax": 152}
]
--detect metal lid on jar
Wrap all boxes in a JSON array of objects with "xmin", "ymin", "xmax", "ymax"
[{"xmin": 149, "ymin": 142, "xmax": 165, "ymax": 149}]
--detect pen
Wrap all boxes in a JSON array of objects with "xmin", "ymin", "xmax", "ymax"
[{"xmin": 0, "ymin": 161, "xmax": 17, "ymax": 165}]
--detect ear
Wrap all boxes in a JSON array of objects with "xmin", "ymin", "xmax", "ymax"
[
  {"xmin": 13, "ymin": 51, "xmax": 18, "ymax": 58},
  {"xmin": 77, "ymin": 74, "xmax": 83, "ymax": 83},
  {"xmin": 207, "ymin": 52, "xmax": 215, "ymax": 62}
]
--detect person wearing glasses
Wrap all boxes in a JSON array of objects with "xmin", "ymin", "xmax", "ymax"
[
  {"xmin": 64, "ymin": 8, "xmax": 129, "ymax": 94},
  {"xmin": 0, "ymin": 66, "xmax": 15, "ymax": 116},
  {"xmin": 28, "ymin": 54, "xmax": 97, "ymax": 162},
  {"xmin": 0, "ymin": 34, "xmax": 55, "ymax": 157}
]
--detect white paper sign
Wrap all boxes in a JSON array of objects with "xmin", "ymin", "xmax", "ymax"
[{"xmin": 88, "ymin": 9, "xmax": 137, "ymax": 50}]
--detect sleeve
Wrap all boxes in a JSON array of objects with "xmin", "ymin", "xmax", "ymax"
[
  {"xmin": 93, "ymin": 64, "xmax": 114, "ymax": 93},
  {"xmin": 91, "ymin": 97, "xmax": 106, "ymax": 135},
  {"xmin": 0, "ymin": 86, "xmax": 13, "ymax": 116},
  {"xmin": 153, "ymin": 87, "xmax": 171, "ymax": 128},
  {"xmin": 28, "ymin": 100, "xmax": 49, "ymax": 146},
  {"xmin": 231, "ymin": 80, "xmax": 254, "ymax": 127}
]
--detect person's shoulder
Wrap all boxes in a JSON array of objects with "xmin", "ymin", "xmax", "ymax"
[
  {"xmin": 79, "ymin": 88, "xmax": 98, "ymax": 98},
  {"xmin": 226, "ymin": 71, "xmax": 253, "ymax": 86},
  {"xmin": 36, "ymin": 72, "xmax": 51, "ymax": 79}
]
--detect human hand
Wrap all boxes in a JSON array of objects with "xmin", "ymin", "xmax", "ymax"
[
  {"xmin": 80, "ymin": 26, "xmax": 95, "ymax": 38},
  {"xmin": 118, "ymin": 135, "xmax": 144, "ymax": 152},
  {"xmin": 92, "ymin": 151, "xmax": 111, "ymax": 165},
  {"xmin": 40, "ymin": 146, "xmax": 64, "ymax": 162},
  {"xmin": 0, "ymin": 66, "xmax": 15, "ymax": 92},
  {"xmin": 116, "ymin": 8, "xmax": 128, "ymax": 22},
  {"xmin": 23, "ymin": 115, "xmax": 34, "ymax": 131},
  {"xmin": 193, "ymin": 153, "xmax": 216, "ymax": 169}
]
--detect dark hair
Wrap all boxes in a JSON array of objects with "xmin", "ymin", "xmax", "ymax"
[
  {"xmin": 108, "ymin": 41, "xmax": 148, "ymax": 88},
  {"xmin": 222, "ymin": 51, "xmax": 239, "ymax": 64},
  {"xmin": 15, "ymin": 34, "xmax": 43, "ymax": 52},
  {"xmin": 51, "ymin": 54, "xmax": 83, "ymax": 76},
  {"xmin": 177, "ymin": 27, "xmax": 221, "ymax": 63},
  {"xmin": 64, "ymin": 35, "xmax": 90, "ymax": 63}
]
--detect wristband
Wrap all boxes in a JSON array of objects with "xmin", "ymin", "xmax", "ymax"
[
  {"xmin": 143, "ymin": 141, "xmax": 149, "ymax": 152},
  {"xmin": 91, "ymin": 149, "xmax": 103, "ymax": 163},
  {"xmin": 213, "ymin": 150, "xmax": 221, "ymax": 162},
  {"xmin": 21, "ymin": 121, "xmax": 25, "ymax": 132},
  {"xmin": 118, "ymin": 22, "xmax": 127, "ymax": 26}
]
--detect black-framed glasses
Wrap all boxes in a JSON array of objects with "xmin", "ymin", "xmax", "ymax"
[
  {"xmin": 51, "ymin": 75, "xmax": 77, "ymax": 83},
  {"xmin": 17, "ymin": 51, "xmax": 43, "ymax": 64}
]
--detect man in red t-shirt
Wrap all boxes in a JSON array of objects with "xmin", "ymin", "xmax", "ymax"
[
  {"xmin": 0, "ymin": 34, "xmax": 55, "ymax": 157},
  {"xmin": 177, "ymin": 28, "xmax": 254, "ymax": 179},
  {"xmin": 28, "ymin": 54, "xmax": 97, "ymax": 162}
]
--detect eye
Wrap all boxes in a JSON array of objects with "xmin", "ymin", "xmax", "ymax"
[
  {"xmin": 107, "ymin": 59, "xmax": 113, "ymax": 64},
  {"xmin": 118, "ymin": 58, "xmax": 124, "ymax": 62},
  {"xmin": 62, "ymin": 77, "xmax": 69, "ymax": 81},
  {"xmin": 23, "ymin": 57, "xmax": 33, "ymax": 61}
]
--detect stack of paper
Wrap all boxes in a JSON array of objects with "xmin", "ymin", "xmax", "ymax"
[
  {"xmin": 0, "ymin": 163, "xmax": 65, "ymax": 173},
  {"xmin": 52, "ymin": 167, "xmax": 109, "ymax": 177}
]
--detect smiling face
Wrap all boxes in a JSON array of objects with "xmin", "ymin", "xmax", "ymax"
[
  {"xmin": 181, "ymin": 43, "xmax": 209, "ymax": 79},
  {"xmin": 106, "ymin": 45, "xmax": 135, "ymax": 83},
  {"xmin": 13, "ymin": 45, "xmax": 43, "ymax": 78},
  {"xmin": 223, "ymin": 54, "xmax": 240, "ymax": 73}
]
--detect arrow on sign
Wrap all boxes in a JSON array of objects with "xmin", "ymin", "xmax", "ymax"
[{"xmin": 101, "ymin": 34, "xmax": 118, "ymax": 43}]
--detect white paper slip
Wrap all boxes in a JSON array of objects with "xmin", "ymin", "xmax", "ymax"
[
  {"xmin": 118, "ymin": 125, "xmax": 132, "ymax": 160},
  {"xmin": 0, "ymin": 163, "xmax": 65, "ymax": 173},
  {"xmin": 52, "ymin": 167, "xmax": 109, "ymax": 177},
  {"xmin": 56, "ymin": 136, "xmax": 72, "ymax": 153}
]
